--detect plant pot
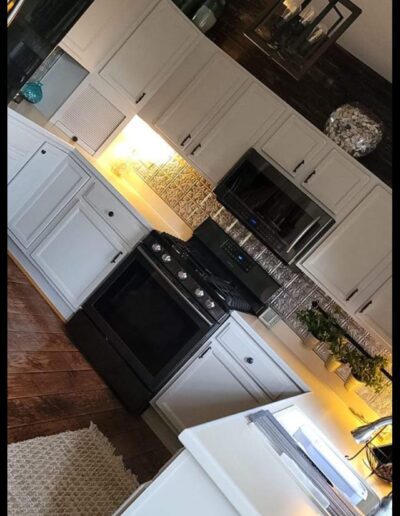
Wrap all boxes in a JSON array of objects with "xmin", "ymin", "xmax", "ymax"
[
  {"xmin": 344, "ymin": 374, "xmax": 364, "ymax": 392},
  {"xmin": 325, "ymin": 354, "xmax": 342, "ymax": 372},
  {"xmin": 302, "ymin": 334, "xmax": 319, "ymax": 349}
]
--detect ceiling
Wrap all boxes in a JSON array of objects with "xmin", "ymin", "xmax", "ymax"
[{"xmin": 337, "ymin": 0, "xmax": 392, "ymax": 82}]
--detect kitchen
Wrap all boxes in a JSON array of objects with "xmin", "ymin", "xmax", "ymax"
[{"xmin": 7, "ymin": 0, "xmax": 393, "ymax": 515}]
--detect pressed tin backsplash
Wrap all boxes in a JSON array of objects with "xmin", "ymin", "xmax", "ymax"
[{"xmin": 101, "ymin": 117, "xmax": 391, "ymax": 417}]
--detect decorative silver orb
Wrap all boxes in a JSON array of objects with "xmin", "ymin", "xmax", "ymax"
[{"xmin": 324, "ymin": 102, "xmax": 384, "ymax": 158}]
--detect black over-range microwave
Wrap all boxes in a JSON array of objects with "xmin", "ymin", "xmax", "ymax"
[{"xmin": 214, "ymin": 149, "xmax": 335, "ymax": 265}]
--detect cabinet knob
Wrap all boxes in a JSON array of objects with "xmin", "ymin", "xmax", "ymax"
[
  {"xmin": 293, "ymin": 159, "xmax": 305, "ymax": 173},
  {"xmin": 41, "ymin": 149, "xmax": 47, "ymax": 155},
  {"xmin": 71, "ymin": 136, "xmax": 78, "ymax": 142},
  {"xmin": 108, "ymin": 211, "xmax": 114, "ymax": 217},
  {"xmin": 245, "ymin": 357, "xmax": 254, "ymax": 364}
]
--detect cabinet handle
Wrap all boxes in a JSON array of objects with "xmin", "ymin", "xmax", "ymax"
[
  {"xmin": 135, "ymin": 92, "xmax": 146, "ymax": 104},
  {"xmin": 71, "ymin": 136, "xmax": 78, "ymax": 142},
  {"xmin": 359, "ymin": 300, "xmax": 372, "ymax": 314},
  {"xmin": 190, "ymin": 143, "xmax": 202, "ymax": 156},
  {"xmin": 245, "ymin": 357, "xmax": 254, "ymax": 364},
  {"xmin": 293, "ymin": 159, "xmax": 305, "ymax": 173},
  {"xmin": 110, "ymin": 251, "xmax": 123, "ymax": 264},
  {"xmin": 108, "ymin": 211, "xmax": 114, "ymax": 217},
  {"xmin": 345, "ymin": 289, "xmax": 359, "ymax": 301},
  {"xmin": 199, "ymin": 347, "xmax": 211, "ymax": 359},
  {"xmin": 303, "ymin": 170, "xmax": 316, "ymax": 184},
  {"xmin": 180, "ymin": 134, "xmax": 191, "ymax": 147},
  {"xmin": 41, "ymin": 149, "xmax": 47, "ymax": 155}
]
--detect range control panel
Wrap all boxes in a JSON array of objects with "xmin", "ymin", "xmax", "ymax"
[{"xmin": 222, "ymin": 240, "xmax": 254, "ymax": 273}]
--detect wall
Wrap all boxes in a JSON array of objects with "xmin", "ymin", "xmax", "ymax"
[{"xmin": 98, "ymin": 117, "xmax": 391, "ymax": 417}]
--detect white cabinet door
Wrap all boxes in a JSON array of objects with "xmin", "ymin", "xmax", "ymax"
[
  {"xmin": 188, "ymin": 81, "xmax": 286, "ymax": 184},
  {"xmin": 156, "ymin": 52, "xmax": 247, "ymax": 149},
  {"xmin": 301, "ymin": 149, "xmax": 370, "ymax": 215},
  {"xmin": 100, "ymin": 0, "xmax": 198, "ymax": 107},
  {"xmin": 301, "ymin": 186, "xmax": 392, "ymax": 308},
  {"xmin": 355, "ymin": 278, "xmax": 392, "ymax": 345},
  {"xmin": 31, "ymin": 200, "xmax": 128, "ymax": 308},
  {"xmin": 59, "ymin": 0, "xmax": 157, "ymax": 71},
  {"xmin": 8, "ymin": 112, "xmax": 46, "ymax": 183},
  {"xmin": 260, "ymin": 114, "xmax": 327, "ymax": 177},
  {"xmin": 51, "ymin": 75, "xmax": 131, "ymax": 155},
  {"xmin": 8, "ymin": 147, "xmax": 88, "ymax": 248},
  {"xmin": 154, "ymin": 343, "xmax": 268, "ymax": 432}
]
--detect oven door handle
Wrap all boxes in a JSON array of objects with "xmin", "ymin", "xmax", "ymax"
[
  {"xmin": 136, "ymin": 247, "xmax": 214, "ymax": 327},
  {"xmin": 285, "ymin": 217, "xmax": 321, "ymax": 254}
]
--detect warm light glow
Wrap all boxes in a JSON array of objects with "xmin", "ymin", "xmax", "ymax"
[{"xmin": 100, "ymin": 116, "xmax": 175, "ymax": 167}]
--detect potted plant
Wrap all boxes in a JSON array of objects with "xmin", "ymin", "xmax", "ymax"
[
  {"xmin": 297, "ymin": 307, "xmax": 336, "ymax": 349},
  {"xmin": 345, "ymin": 350, "xmax": 388, "ymax": 392},
  {"xmin": 325, "ymin": 335, "xmax": 349, "ymax": 372}
]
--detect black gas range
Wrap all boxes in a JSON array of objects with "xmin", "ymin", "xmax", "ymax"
[{"xmin": 66, "ymin": 219, "xmax": 279, "ymax": 414}]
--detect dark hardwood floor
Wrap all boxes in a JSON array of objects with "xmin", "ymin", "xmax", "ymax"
[{"xmin": 7, "ymin": 255, "xmax": 171, "ymax": 483}]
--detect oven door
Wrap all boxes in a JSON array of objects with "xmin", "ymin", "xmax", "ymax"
[{"xmin": 84, "ymin": 246, "xmax": 215, "ymax": 392}]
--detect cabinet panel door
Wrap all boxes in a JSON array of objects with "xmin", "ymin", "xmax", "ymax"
[
  {"xmin": 156, "ymin": 53, "xmax": 247, "ymax": 149},
  {"xmin": 59, "ymin": 0, "xmax": 157, "ymax": 71},
  {"xmin": 154, "ymin": 344, "xmax": 267, "ymax": 432},
  {"xmin": 355, "ymin": 278, "xmax": 392, "ymax": 345},
  {"xmin": 8, "ymin": 114, "xmax": 45, "ymax": 183},
  {"xmin": 53, "ymin": 76, "xmax": 127, "ymax": 155},
  {"xmin": 189, "ymin": 82, "xmax": 286, "ymax": 184},
  {"xmin": 32, "ymin": 201, "xmax": 127, "ymax": 308},
  {"xmin": 100, "ymin": 0, "xmax": 198, "ymax": 106},
  {"xmin": 260, "ymin": 114, "xmax": 327, "ymax": 176},
  {"xmin": 302, "ymin": 186, "xmax": 392, "ymax": 305},
  {"xmin": 8, "ymin": 147, "xmax": 88, "ymax": 248},
  {"xmin": 302, "ymin": 149, "xmax": 370, "ymax": 215}
]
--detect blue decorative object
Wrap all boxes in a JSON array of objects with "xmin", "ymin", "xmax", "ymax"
[{"xmin": 20, "ymin": 82, "xmax": 43, "ymax": 104}]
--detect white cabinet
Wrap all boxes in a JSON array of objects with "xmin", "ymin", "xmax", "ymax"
[
  {"xmin": 154, "ymin": 342, "xmax": 268, "ymax": 432},
  {"xmin": 8, "ymin": 146, "xmax": 88, "ymax": 248},
  {"xmin": 260, "ymin": 114, "xmax": 328, "ymax": 177},
  {"xmin": 156, "ymin": 52, "xmax": 247, "ymax": 150},
  {"xmin": 153, "ymin": 316, "xmax": 304, "ymax": 433},
  {"xmin": 301, "ymin": 186, "xmax": 392, "ymax": 339},
  {"xmin": 8, "ymin": 110, "xmax": 47, "ymax": 183},
  {"xmin": 50, "ymin": 75, "xmax": 133, "ymax": 155},
  {"xmin": 355, "ymin": 277, "xmax": 392, "ymax": 345},
  {"xmin": 31, "ymin": 199, "xmax": 128, "ymax": 308},
  {"xmin": 187, "ymin": 81, "xmax": 286, "ymax": 184},
  {"xmin": 301, "ymin": 149, "xmax": 371, "ymax": 216},
  {"xmin": 100, "ymin": 0, "xmax": 199, "ymax": 108},
  {"xmin": 59, "ymin": 0, "xmax": 157, "ymax": 72}
]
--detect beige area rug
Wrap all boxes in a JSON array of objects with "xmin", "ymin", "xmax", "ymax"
[{"xmin": 8, "ymin": 423, "xmax": 139, "ymax": 515}]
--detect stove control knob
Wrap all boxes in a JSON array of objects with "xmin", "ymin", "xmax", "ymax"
[
  {"xmin": 152, "ymin": 243, "xmax": 162, "ymax": 252},
  {"xmin": 162, "ymin": 254, "xmax": 172, "ymax": 262},
  {"xmin": 195, "ymin": 288, "xmax": 205, "ymax": 298},
  {"xmin": 178, "ymin": 271, "xmax": 188, "ymax": 280},
  {"xmin": 205, "ymin": 299, "xmax": 216, "ymax": 309}
]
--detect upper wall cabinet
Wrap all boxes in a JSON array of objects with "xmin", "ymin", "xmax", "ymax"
[
  {"xmin": 99, "ymin": 0, "xmax": 199, "ymax": 108},
  {"xmin": 260, "ymin": 114, "xmax": 328, "ymax": 177},
  {"xmin": 187, "ymin": 81, "xmax": 286, "ymax": 185},
  {"xmin": 301, "ymin": 186, "xmax": 392, "ymax": 315},
  {"xmin": 59, "ymin": 0, "xmax": 158, "ymax": 71},
  {"xmin": 155, "ymin": 52, "xmax": 248, "ymax": 150},
  {"xmin": 300, "ymin": 149, "xmax": 371, "ymax": 216}
]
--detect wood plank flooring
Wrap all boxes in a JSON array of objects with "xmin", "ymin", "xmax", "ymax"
[{"xmin": 7, "ymin": 255, "xmax": 172, "ymax": 483}]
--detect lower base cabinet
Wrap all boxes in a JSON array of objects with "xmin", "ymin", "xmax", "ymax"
[
  {"xmin": 31, "ymin": 199, "xmax": 128, "ymax": 309},
  {"xmin": 153, "ymin": 317, "xmax": 305, "ymax": 433}
]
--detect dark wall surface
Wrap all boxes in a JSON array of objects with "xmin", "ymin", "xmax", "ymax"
[{"xmin": 207, "ymin": 0, "xmax": 392, "ymax": 187}]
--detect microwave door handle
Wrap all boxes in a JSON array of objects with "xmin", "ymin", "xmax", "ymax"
[
  {"xmin": 285, "ymin": 217, "xmax": 321, "ymax": 254},
  {"xmin": 136, "ymin": 247, "xmax": 213, "ymax": 327}
]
